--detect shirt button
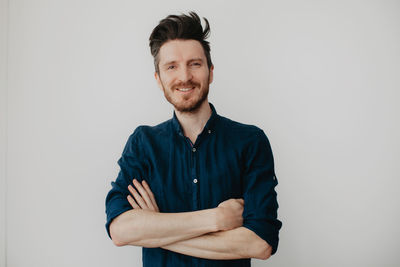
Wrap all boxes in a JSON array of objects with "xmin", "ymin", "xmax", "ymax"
[
  {"xmin": 193, "ymin": 178, "xmax": 198, "ymax": 184},
  {"xmin": 192, "ymin": 147, "xmax": 196, "ymax": 152},
  {"xmin": 208, "ymin": 130, "xmax": 211, "ymax": 134}
]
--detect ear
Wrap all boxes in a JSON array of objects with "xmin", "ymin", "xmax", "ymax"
[
  {"xmin": 208, "ymin": 65, "xmax": 214, "ymax": 84},
  {"xmin": 154, "ymin": 72, "xmax": 163, "ymax": 91}
]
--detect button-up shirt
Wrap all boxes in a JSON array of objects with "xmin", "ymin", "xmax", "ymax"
[{"xmin": 105, "ymin": 103, "xmax": 282, "ymax": 267}]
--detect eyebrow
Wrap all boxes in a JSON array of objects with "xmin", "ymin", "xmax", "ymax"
[
  {"xmin": 162, "ymin": 58, "xmax": 204, "ymax": 67},
  {"xmin": 188, "ymin": 58, "xmax": 203, "ymax": 63}
]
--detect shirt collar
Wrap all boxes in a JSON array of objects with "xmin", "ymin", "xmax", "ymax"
[{"xmin": 171, "ymin": 102, "xmax": 218, "ymax": 136}]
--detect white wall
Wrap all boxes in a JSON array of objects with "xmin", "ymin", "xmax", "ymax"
[
  {"xmin": 1, "ymin": 0, "xmax": 8, "ymax": 267},
  {"xmin": 3, "ymin": 1, "xmax": 400, "ymax": 266}
]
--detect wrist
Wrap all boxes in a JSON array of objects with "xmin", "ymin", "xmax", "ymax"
[
  {"xmin": 212, "ymin": 207, "xmax": 222, "ymax": 232},
  {"xmin": 192, "ymin": 208, "xmax": 221, "ymax": 233}
]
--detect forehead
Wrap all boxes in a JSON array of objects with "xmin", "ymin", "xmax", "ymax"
[{"xmin": 158, "ymin": 39, "xmax": 206, "ymax": 64}]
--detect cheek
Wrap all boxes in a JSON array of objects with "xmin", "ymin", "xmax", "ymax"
[
  {"xmin": 162, "ymin": 74, "xmax": 176, "ymax": 86},
  {"xmin": 197, "ymin": 68, "xmax": 210, "ymax": 81},
  {"xmin": 198, "ymin": 73, "xmax": 210, "ymax": 83},
  {"xmin": 159, "ymin": 76, "xmax": 173, "ymax": 89}
]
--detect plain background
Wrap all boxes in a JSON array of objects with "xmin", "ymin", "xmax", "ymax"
[{"xmin": 1, "ymin": 0, "xmax": 400, "ymax": 266}]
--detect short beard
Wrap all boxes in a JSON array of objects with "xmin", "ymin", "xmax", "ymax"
[{"xmin": 162, "ymin": 78, "xmax": 210, "ymax": 114}]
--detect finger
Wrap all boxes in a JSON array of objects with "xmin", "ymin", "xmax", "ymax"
[
  {"xmin": 141, "ymin": 180, "xmax": 158, "ymax": 210},
  {"xmin": 128, "ymin": 184, "xmax": 149, "ymax": 209},
  {"xmin": 127, "ymin": 195, "xmax": 140, "ymax": 209},
  {"xmin": 133, "ymin": 179, "xmax": 155, "ymax": 210},
  {"xmin": 142, "ymin": 180, "xmax": 159, "ymax": 212}
]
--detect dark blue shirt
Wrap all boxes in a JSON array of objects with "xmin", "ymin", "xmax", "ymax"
[{"xmin": 105, "ymin": 103, "xmax": 282, "ymax": 267}]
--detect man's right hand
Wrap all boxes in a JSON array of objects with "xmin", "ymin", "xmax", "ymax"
[{"xmin": 216, "ymin": 198, "xmax": 244, "ymax": 231}]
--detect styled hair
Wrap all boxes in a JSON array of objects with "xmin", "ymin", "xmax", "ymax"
[{"xmin": 149, "ymin": 11, "xmax": 213, "ymax": 73}]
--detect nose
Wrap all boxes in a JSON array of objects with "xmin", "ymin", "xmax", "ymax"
[{"xmin": 177, "ymin": 66, "xmax": 193, "ymax": 83}]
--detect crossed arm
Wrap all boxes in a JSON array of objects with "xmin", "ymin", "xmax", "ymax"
[{"xmin": 109, "ymin": 179, "xmax": 272, "ymax": 260}]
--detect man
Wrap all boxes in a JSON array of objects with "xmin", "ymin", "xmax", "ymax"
[{"xmin": 105, "ymin": 11, "xmax": 282, "ymax": 267}]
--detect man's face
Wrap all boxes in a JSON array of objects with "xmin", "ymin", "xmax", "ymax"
[{"xmin": 155, "ymin": 39, "xmax": 214, "ymax": 113}]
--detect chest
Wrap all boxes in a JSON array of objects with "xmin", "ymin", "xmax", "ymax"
[{"xmin": 143, "ymin": 136, "xmax": 245, "ymax": 211}]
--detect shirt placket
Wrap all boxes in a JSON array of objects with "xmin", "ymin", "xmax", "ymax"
[{"xmin": 184, "ymin": 137, "xmax": 199, "ymax": 210}]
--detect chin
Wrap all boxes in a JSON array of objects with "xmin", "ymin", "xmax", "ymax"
[{"xmin": 174, "ymin": 99, "xmax": 204, "ymax": 113}]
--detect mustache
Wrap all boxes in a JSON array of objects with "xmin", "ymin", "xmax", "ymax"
[{"xmin": 173, "ymin": 81, "xmax": 199, "ymax": 88}]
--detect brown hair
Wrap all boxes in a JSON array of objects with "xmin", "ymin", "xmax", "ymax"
[{"xmin": 149, "ymin": 11, "xmax": 213, "ymax": 73}]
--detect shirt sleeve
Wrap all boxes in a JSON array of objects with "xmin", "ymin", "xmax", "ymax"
[
  {"xmin": 105, "ymin": 127, "xmax": 146, "ymax": 239},
  {"xmin": 242, "ymin": 129, "xmax": 282, "ymax": 255}
]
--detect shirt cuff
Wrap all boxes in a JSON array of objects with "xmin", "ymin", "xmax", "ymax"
[{"xmin": 242, "ymin": 219, "xmax": 280, "ymax": 255}]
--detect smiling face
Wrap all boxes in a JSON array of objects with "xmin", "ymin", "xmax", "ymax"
[{"xmin": 155, "ymin": 39, "xmax": 214, "ymax": 113}]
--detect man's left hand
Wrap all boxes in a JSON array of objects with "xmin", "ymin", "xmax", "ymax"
[{"xmin": 127, "ymin": 178, "xmax": 160, "ymax": 212}]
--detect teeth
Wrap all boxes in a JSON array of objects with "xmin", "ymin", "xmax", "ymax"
[{"xmin": 177, "ymin": 87, "xmax": 193, "ymax": 92}]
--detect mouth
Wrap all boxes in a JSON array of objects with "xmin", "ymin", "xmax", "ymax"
[{"xmin": 176, "ymin": 86, "xmax": 195, "ymax": 92}]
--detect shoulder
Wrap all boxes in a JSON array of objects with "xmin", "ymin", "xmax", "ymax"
[
  {"xmin": 217, "ymin": 115, "xmax": 268, "ymax": 141},
  {"xmin": 215, "ymin": 115, "xmax": 274, "ymax": 156},
  {"xmin": 128, "ymin": 119, "xmax": 172, "ymax": 143}
]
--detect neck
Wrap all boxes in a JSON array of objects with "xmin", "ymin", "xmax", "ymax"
[{"xmin": 175, "ymin": 100, "xmax": 212, "ymax": 143}]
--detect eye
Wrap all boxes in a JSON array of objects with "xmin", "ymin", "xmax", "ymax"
[
  {"xmin": 191, "ymin": 62, "xmax": 201, "ymax": 67},
  {"xmin": 167, "ymin": 65, "xmax": 176, "ymax": 70}
]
